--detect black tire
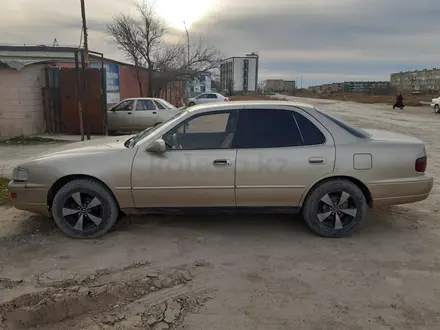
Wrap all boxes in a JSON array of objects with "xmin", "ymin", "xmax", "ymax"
[
  {"xmin": 52, "ymin": 179, "xmax": 119, "ymax": 238},
  {"xmin": 154, "ymin": 122, "xmax": 162, "ymax": 127},
  {"xmin": 188, "ymin": 102, "xmax": 196, "ymax": 107},
  {"xmin": 434, "ymin": 105, "xmax": 439, "ymax": 114},
  {"xmin": 302, "ymin": 179, "xmax": 367, "ymax": 238}
]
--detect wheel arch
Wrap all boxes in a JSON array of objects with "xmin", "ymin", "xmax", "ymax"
[
  {"xmin": 47, "ymin": 174, "xmax": 120, "ymax": 210},
  {"xmin": 300, "ymin": 175, "xmax": 373, "ymax": 208}
]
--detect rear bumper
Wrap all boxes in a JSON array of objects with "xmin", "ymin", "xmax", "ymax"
[
  {"xmin": 368, "ymin": 175, "xmax": 434, "ymax": 207},
  {"xmin": 7, "ymin": 181, "xmax": 50, "ymax": 216}
]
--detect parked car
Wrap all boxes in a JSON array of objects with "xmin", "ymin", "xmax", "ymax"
[
  {"xmin": 107, "ymin": 98, "xmax": 180, "ymax": 133},
  {"xmin": 431, "ymin": 96, "xmax": 440, "ymax": 113},
  {"xmin": 9, "ymin": 101, "xmax": 433, "ymax": 239},
  {"xmin": 187, "ymin": 92, "xmax": 228, "ymax": 106}
]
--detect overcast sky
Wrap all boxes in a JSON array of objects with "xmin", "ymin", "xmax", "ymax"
[{"xmin": 1, "ymin": 0, "xmax": 439, "ymax": 86}]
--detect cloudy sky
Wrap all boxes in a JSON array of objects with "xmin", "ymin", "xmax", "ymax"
[{"xmin": 1, "ymin": 0, "xmax": 439, "ymax": 86}]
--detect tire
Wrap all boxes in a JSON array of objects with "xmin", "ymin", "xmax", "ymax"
[
  {"xmin": 302, "ymin": 179, "xmax": 367, "ymax": 238},
  {"xmin": 154, "ymin": 122, "xmax": 162, "ymax": 127},
  {"xmin": 434, "ymin": 105, "xmax": 440, "ymax": 114},
  {"xmin": 188, "ymin": 102, "xmax": 196, "ymax": 107},
  {"xmin": 52, "ymin": 179, "xmax": 119, "ymax": 238}
]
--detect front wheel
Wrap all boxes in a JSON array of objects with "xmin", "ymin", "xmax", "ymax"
[
  {"xmin": 434, "ymin": 104, "xmax": 439, "ymax": 114},
  {"xmin": 302, "ymin": 179, "xmax": 367, "ymax": 238},
  {"xmin": 52, "ymin": 179, "xmax": 119, "ymax": 238}
]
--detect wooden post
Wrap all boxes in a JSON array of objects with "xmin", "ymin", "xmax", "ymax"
[{"xmin": 75, "ymin": 51, "xmax": 85, "ymax": 141}]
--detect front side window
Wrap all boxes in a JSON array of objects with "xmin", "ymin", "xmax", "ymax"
[
  {"xmin": 163, "ymin": 111, "xmax": 238, "ymax": 150},
  {"xmin": 136, "ymin": 100, "xmax": 156, "ymax": 111},
  {"xmin": 237, "ymin": 109, "xmax": 302, "ymax": 148},
  {"xmin": 207, "ymin": 94, "xmax": 218, "ymax": 99},
  {"xmin": 113, "ymin": 100, "xmax": 134, "ymax": 111},
  {"xmin": 197, "ymin": 94, "xmax": 207, "ymax": 99}
]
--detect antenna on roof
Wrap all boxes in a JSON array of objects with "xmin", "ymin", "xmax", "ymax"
[{"xmin": 52, "ymin": 38, "xmax": 59, "ymax": 47}]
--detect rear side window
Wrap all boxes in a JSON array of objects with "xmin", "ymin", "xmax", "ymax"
[
  {"xmin": 316, "ymin": 109, "xmax": 370, "ymax": 138},
  {"xmin": 237, "ymin": 109, "xmax": 302, "ymax": 148},
  {"xmin": 294, "ymin": 112, "xmax": 326, "ymax": 145},
  {"xmin": 154, "ymin": 101, "xmax": 165, "ymax": 109}
]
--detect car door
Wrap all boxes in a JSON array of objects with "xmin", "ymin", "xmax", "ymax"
[
  {"xmin": 107, "ymin": 100, "xmax": 135, "ymax": 131},
  {"xmin": 131, "ymin": 109, "xmax": 240, "ymax": 208},
  {"xmin": 195, "ymin": 93, "xmax": 208, "ymax": 104},
  {"xmin": 206, "ymin": 93, "xmax": 219, "ymax": 103},
  {"xmin": 154, "ymin": 100, "xmax": 177, "ymax": 124},
  {"xmin": 133, "ymin": 99, "xmax": 159, "ymax": 129},
  {"xmin": 234, "ymin": 105, "xmax": 336, "ymax": 207}
]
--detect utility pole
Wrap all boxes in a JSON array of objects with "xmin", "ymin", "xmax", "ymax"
[{"xmin": 80, "ymin": 0, "xmax": 90, "ymax": 140}]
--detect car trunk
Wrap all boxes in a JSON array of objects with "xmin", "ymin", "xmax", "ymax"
[{"xmin": 363, "ymin": 129, "xmax": 423, "ymax": 145}]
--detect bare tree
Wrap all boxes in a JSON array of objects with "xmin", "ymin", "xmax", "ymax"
[{"xmin": 107, "ymin": 1, "xmax": 221, "ymax": 100}]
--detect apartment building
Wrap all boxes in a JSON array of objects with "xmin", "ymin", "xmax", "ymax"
[
  {"xmin": 308, "ymin": 81, "xmax": 390, "ymax": 93},
  {"xmin": 390, "ymin": 68, "xmax": 440, "ymax": 93},
  {"xmin": 220, "ymin": 53, "xmax": 259, "ymax": 93}
]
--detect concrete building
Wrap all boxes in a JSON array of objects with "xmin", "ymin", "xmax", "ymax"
[
  {"xmin": 391, "ymin": 69, "xmax": 440, "ymax": 93},
  {"xmin": 307, "ymin": 81, "xmax": 390, "ymax": 94},
  {"xmin": 264, "ymin": 79, "xmax": 284, "ymax": 92},
  {"xmin": 283, "ymin": 80, "xmax": 296, "ymax": 94},
  {"xmin": 187, "ymin": 72, "xmax": 212, "ymax": 98},
  {"xmin": 220, "ymin": 53, "xmax": 259, "ymax": 93}
]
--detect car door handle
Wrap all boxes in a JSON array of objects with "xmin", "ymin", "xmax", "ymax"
[
  {"xmin": 127, "ymin": 112, "xmax": 132, "ymax": 115},
  {"xmin": 213, "ymin": 159, "xmax": 231, "ymax": 167},
  {"xmin": 152, "ymin": 111, "xmax": 157, "ymax": 114},
  {"xmin": 308, "ymin": 157, "xmax": 326, "ymax": 164}
]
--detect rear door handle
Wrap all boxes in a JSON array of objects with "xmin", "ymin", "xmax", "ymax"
[
  {"xmin": 213, "ymin": 159, "xmax": 231, "ymax": 167},
  {"xmin": 127, "ymin": 112, "xmax": 132, "ymax": 115},
  {"xmin": 152, "ymin": 111, "xmax": 157, "ymax": 114},
  {"xmin": 308, "ymin": 157, "xmax": 326, "ymax": 164}
]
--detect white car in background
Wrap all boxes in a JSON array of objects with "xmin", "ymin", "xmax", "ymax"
[
  {"xmin": 187, "ymin": 92, "xmax": 229, "ymax": 106},
  {"xmin": 431, "ymin": 96, "xmax": 440, "ymax": 113},
  {"xmin": 107, "ymin": 98, "xmax": 181, "ymax": 134}
]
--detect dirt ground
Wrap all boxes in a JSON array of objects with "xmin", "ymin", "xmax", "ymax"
[{"xmin": 1, "ymin": 98, "xmax": 440, "ymax": 330}]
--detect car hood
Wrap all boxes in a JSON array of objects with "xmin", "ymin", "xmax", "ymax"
[{"xmin": 29, "ymin": 135, "xmax": 132, "ymax": 162}]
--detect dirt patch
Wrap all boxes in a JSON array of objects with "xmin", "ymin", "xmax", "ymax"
[
  {"xmin": 0, "ymin": 264, "xmax": 204, "ymax": 329},
  {"xmin": 295, "ymin": 91, "xmax": 428, "ymax": 106},
  {"xmin": 0, "ymin": 177, "xmax": 9, "ymax": 206}
]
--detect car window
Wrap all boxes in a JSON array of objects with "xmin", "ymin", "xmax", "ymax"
[
  {"xmin": 113, "ymin": 100, "xmax": 134, "ymax": 111},
  {"xmin": 237, "ymin": 109, "xmax": 302, "ymax": 148},
  {"xmin": 294, "ymin": 112, "xmax": 326, "ymax": 145},
  {"xmin": 207, "ymin": 94, "xmax": 218, "ymax": 99},
  {"xmin": 197, "ymin": 94, "xmax": 207, "ymax": 99},
  {"xmin": 154, "ymin": 100, "xmax": 165, "ymax": 109},
  {"xmin": 163, "ymin": 111, "xmax": 238, "ymax": 150},
  {"xmin": 159, "ymin": 100, "xmax": 176, "ymax": 109},
  {"xmin": 315, "ymin": 109, "xmax": 371, "ymax": 138},
  {"xmin": 136, "ymin": 100, "xmax": 156, "ymax": 111}
]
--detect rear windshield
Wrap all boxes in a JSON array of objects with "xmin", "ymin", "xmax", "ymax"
[{"xmin": 316, "ymin": 109, "xmax": 371, "ymax": 139}]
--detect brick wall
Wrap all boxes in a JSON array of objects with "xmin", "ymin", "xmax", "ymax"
[{"xmin": 0, "ymin": 64, "xmax": 46, "ymax": 137}]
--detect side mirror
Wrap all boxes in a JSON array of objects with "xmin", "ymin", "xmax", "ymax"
[{"xmin": 146, "ymin": 139, "xmax": 166, "ymax": 153}]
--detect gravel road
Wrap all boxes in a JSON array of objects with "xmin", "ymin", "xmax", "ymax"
[{"xmin": 0, "ymin": 98, "xmax": 439, "ymax": 330}]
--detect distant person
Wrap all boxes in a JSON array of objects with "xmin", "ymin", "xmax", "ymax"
[{"xmin": 393, "ymin": 92, "xmax": 404, "ymax": 110}]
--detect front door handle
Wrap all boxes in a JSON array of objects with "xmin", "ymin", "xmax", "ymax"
[
  {"xmin": 213, "ymin": 159, "xmax": 231, "ymax": 167},
  {"xmin": 127, "ymin": 112, "xmax": 132, "ymax": 115},
  {"xmin": 152, "ymin": 111, "xmax": 157, "ymax": 114},
  {"xmin": 308, "ymin": 157, "xmax": 326, "ymax": 164}
]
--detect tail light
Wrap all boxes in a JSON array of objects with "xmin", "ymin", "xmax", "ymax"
[{"xmin": 415, "ymin": 156, "xmax": 427, "ymax": 172}]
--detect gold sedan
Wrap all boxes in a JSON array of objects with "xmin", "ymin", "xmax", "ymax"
[{"xmin": 8, "ymin": 101, "xmax": 434, "ymax": 238}]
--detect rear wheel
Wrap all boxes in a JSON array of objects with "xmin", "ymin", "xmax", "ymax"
[
  {"xmin": 434, "ymin": 104, "xmax": 439, "ymax": 114},
  {"xmin": 52, "ymin": 179, "xmax": 119, "ymax": 238},
  {"xmin": 302, "ymin": 179, "xmax": 367, "ymax": 238},
  {"xmin": 188, "ymin": 102, "xmax": 196, "ymax": 107}
]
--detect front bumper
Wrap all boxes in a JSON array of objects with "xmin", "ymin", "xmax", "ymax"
[
  {"xmin": 8, "ymin": 180, "xmax": 50, "ymax": 216},
  {"xmin": 368, "ymin": 174, "xmax": 434, "ymax": 207}
]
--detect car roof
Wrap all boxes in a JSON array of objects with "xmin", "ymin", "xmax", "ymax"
[
  {"xmin": 186, "ymin": 100, "xmax": 316, "ymax": 113},
  {"xmin": 122, "ymin": 97, "xmax": 166, "ymax": 101}
]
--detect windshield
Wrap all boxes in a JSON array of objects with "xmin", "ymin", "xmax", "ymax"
[
  {"xmin": 315, "ymin": 109, "xmax": 371, "ymax": 138},
  {"xmin": 126, "ymin": 110, "xmax": 188, "ymax": 148}
]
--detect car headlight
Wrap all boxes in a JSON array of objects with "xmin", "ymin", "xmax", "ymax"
[{"xmin": 12, "ymin": 167, "xmax": 29, "ymax": 182}]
